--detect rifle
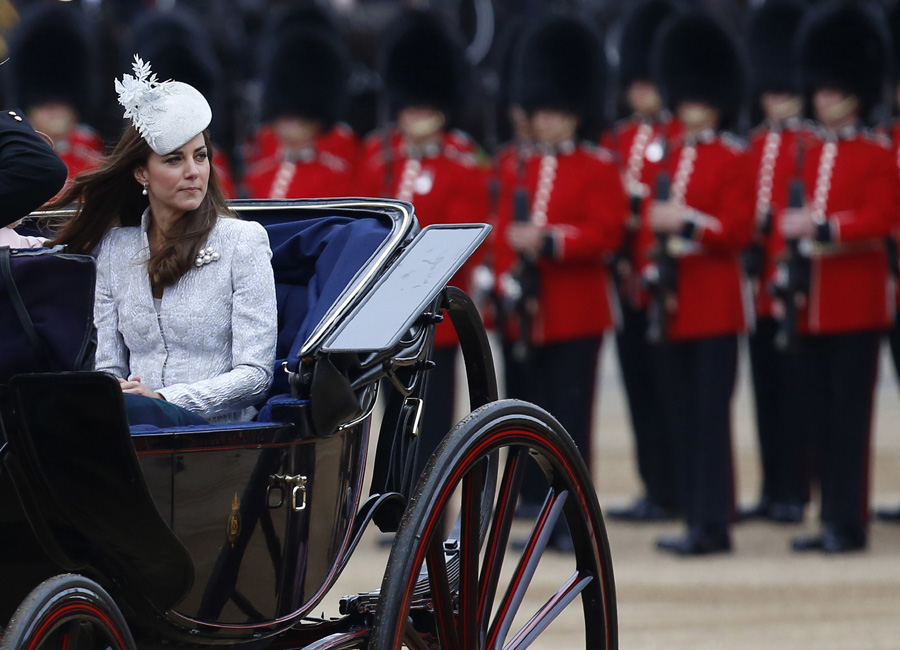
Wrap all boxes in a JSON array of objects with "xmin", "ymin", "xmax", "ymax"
[
  {"xmin": 742, "ymin": 208, "xmax": 772, "ymax": 285},
  {"xmin": 772, "ymin": 142, "xmax": 809, "ymax": 352},
  {"xmin": 646, "ymin": 164, "xmax": 676, "ymax": 344},
  {"xmin": 609, "ymin": 127, "xmax": 641, "ymax": 298},
  {"xmin": 505, "ymin": 150, "xmax": 539, "ymax": 362}
]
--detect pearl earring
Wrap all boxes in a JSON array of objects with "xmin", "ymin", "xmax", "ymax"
[{"xmin": 142, "ymin": 183, "xmax": 148, "ymax": 196}]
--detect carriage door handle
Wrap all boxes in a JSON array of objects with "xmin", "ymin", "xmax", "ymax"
[{"xmin": 268, "ymin": 474, "xmax": 308, "ymax": 511}]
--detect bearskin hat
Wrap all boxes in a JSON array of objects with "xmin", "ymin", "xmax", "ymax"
[
  {"xmin": 746, "ymin": 0, "xmax": 806, "ymax": 96},
  {"xmin": 884, "ymin": 1, "xmax": 900, "ymax": 85},
  {"xmin": 798, "ymin": 1, "xmax": 889, "ymax": 120},
  {"xmin": 382, "ymin": 9, "xmax": 469, "ymax": 119},
  {"xmin": 618, "ymin": 0, "xmax": 677, "ymax": 90},
  {"xmin": 130, "ymin": 10, "xmax": 223, "ymax": 119},
  {"xmin": 257, "ymin": 1, "xmax": 341, "ymax": 72},
  {"xmin": 261, "ymin": 26, "xmax": 350, "ymax": 127},
  {"xmin": 510, "ymin": 14, "xmax": 606, "ymax": 120},
  {"xmin": 652, "ymin": 11, "xmax": 745, "ymax": 128},
  {"xmin": 7, "ymin": 3, "xmax": 97, "ymax": 116}
]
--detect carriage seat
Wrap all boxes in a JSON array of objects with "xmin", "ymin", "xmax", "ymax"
[{"xmin": 128, "ymin": 214, "xmax": 392, "ymax": 435}]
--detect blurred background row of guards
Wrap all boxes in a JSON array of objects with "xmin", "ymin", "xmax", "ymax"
[
  {"xmin": 5, "ymin": 0, "xmax": 900, "ymax": 556},
  {"xmin": 0, "ymin": 0, "xmax": 820, "ymax": 196}
]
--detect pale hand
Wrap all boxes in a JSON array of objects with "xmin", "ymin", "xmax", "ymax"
[
  {"xmin": 506, "ymin": 223, "xmax": 544, "ymax": 258},
  {"xmin": 649, "ymin": 201, "xmax": 684, "ymax": 234},
  {"xmin": 780, "ymin": 207, "xmax": 815, "ymax": 239},
  {"xmin": 118, "ymin": 376, "xmax": 163, "ymax": 400}
]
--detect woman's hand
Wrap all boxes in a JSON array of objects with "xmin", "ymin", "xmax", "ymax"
[{"xmin": 117, "ymin": 376, "xmax": 164, "ymax": 400}]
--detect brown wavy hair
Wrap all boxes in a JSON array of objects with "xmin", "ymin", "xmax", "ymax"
[{"xmin": 48, "ymin": 126, "xmax": 233, "ymax": 290}]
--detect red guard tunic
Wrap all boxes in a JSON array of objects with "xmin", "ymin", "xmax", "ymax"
[
  {"xmin": 602, "ymin": 115, "xmax": 682, "ymax": 308},
  {"xmin": 245, "ymin": 123, "xmax": 359, "ymax": 170},
  {"xmin": 212, "ymin": 146, "xmax": 237, "ymax": 199},
  {"xmin": 494, "ymin": 142, "xmax": 627, "ymax": 344},
  {"xmin": 886, "ymin": 121, "xmax": 900, "ymax": 308},
  {"xmin": 773, "ymin": 130, "xmax": 897, "ymax": 334},
  {"xmin": 243, "ymin": 124, "xmax": 358, "ymax": 199},
  {"xmin": 55, "ymin": 124, "xmax": 103, "ymax": 182},
  {"xmin": 355, "ymin": 129, "xmax": 490, "ymax": 347},
  {"xmin": 638, "ymin": 131, "xmax": 755, "ymax": 340}
]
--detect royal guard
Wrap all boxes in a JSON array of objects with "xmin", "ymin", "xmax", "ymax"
[
  {"xmin": 130, "ymin": 10, "xmax": 237, "ymax": 198},
  {"xmin": 493, "ymin": 14, "xmax": 627, "ymax": 538},
  {"xmin": 601, "ymin": 0, "xmax": 682, "ymax": 523},
  {"xmin": 355, "ymin": 9, "xmax": 490, "ymax": 469},
  {"xmin": 643, "ymin": 11, "xmax": 753, "ymax": 554},
  {"xmin": 739, "ymin": 0, "xmax": 813, "ymax": 525},
  {"xmin": 8, "ymin": 3, "xmax": 103, "ymax": 187},
  {"xmin": 782, "ymin": 3, "xmax": 897, "ymax": 552},
  {"xmin": 244, "ymin": 25, "xmax": 356, "ymax": 199},
  {"xmin": 876, "ymin": 0, "xmax": 900, "ymax": 525}
]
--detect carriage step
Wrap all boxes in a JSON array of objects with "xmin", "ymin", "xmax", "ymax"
[{"xmin": 338, "ymin": 539, "xmax": 460, "ymax": 615}]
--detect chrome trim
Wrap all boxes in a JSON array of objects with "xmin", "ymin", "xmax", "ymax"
[
  {"xmin": 337, "ymin": 382, "xmax": 379, "ymax": 432},
  {"xmin": 227, "ymin": 199, "xmax": 416, "ymax": 357}
]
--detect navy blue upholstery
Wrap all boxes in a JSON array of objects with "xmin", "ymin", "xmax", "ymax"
[{"xmin": 266, "ymin": 216, "xmax": 391, "ymax": 397}]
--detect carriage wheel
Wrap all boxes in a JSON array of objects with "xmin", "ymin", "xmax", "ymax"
[
  {"xmin": 370, "ymin": 399, "xmax": 616, "ymax": 650},
  {"xmin": 0, "ymin": 574, "xmax": 136, "ymax": 650}
]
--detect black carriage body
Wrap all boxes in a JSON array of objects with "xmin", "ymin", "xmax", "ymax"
[{"xmin": 0, "ymin": 198, "xmax": 501, "ymax": 646}]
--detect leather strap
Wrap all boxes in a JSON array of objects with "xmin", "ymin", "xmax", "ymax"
[{"xmin": 0, "ymin": 246, "xmax": 52, "ymax": 370}]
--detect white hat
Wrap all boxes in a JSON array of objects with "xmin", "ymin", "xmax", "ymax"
[{"xmin": 115, "ymin": 55, "xmax": 212, "ymax": 155}]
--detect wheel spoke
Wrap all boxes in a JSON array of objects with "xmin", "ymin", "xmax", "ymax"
[
  {"xmin": 478, "ymin": 448, "xmax": 527, "ymax": 627},
  {"xmin": 503, "ymin": 573, "xmax": 593, "ymax": 650},
  {"xmin": 402, "ymin": 618, "xmax": 432, "ymax": 650},
  {"xmin": 485, "ymin": 490, "xmax": 569, "ymax": 650},
  {"xmin": 425, "ymin": 534, "xmax": 460, "ymax": 650},
  {"xmin": 460, "ymin": 457, "xmax": 487, "ymax": 649}
]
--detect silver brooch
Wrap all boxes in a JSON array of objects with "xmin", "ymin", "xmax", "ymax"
[{"xmin": 195, "ymin": 246, "xmax": 220, "ymax": 267}]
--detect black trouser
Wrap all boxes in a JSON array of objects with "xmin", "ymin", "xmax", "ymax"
[
  {"xmin": 748, "ymin": 317, "xmax": 811, "ymax": 507},
  {"xmin": 656, "ymin": 335, "xmax": 738, "ymax": 530},
  {"xmin": 417, "ymin": 346, "xmax": 459, "ymax": 475},
  {"xmin": 615, "ymin": 304, "xmax": 678, "ymax": 509},
  {"xmin": 504, "ymin": 337, "xmax": 602, "ymax": 506},
  {"xmin": 888, "ymin": 318, "xmax": 900, "ymax": 384},
  {"xmin": 796, "ymin": 331, "xmax": 881, "ymax": 530}
]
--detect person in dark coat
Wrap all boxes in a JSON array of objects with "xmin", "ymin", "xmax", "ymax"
[{"xmin": 0, "ymin": 109, "xmax": 68, "ymax": 228}]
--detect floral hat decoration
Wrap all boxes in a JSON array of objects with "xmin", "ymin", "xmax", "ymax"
[{"xmin": 115, "ymin": 55, "xmax": 212, "ymax": 155}]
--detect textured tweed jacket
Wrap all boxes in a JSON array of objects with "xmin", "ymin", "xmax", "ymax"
[{"xmin": 94, "ymin": 209, "xmax": 277, "ymax": 421}]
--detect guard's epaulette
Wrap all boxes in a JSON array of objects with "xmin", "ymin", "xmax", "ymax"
[
  {"xmin": 611, "ymin": 116, "xmax": 637, "ymax": 132},
  {"xmin": 319, "ymin": 151, "xmax": 350, "ymax": 173},
  {"xmin": 444, "ymin": 145, "xmax": 479, "ymax": 168},
  {"xmin": 332, "ymin": 122, "xmax": 355, "ymax": 138},
  {"xmin": 579, "ymin": 141, "xmax": 615, "ymax": 163},
  {"xmin": 718, "ymin": 132, "xmax": 747, "ymax": 152},
  {"xmin": 449, "ymin": 128, "xmax": 475, "ymax": 144},
  {"xmin": 748, "ymin": 122, "xmax": 768, "ymax": 138},
  {"xmin": 861, "ymin": 128, "xmax": 892, "ymax": 149}
]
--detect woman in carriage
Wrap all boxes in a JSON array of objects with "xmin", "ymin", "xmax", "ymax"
[{"xmin": 48, "ymin": 56, "xmax": 277, "ymax": 427}]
